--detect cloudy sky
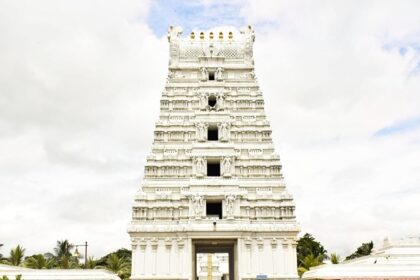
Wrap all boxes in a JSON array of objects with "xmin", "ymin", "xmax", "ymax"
[{"xmin": 1, "ymin": 0, "xmax": 420, "ymax": 259}]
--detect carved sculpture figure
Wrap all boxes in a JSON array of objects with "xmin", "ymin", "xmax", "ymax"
[
  {"xmin": 218, "ymin": 122, "xmax": 230, "ymax": 141},
  {"xmin": 241, "ymin": 25, "xmax": 255, "ymax": 66},
  {"xmin": 215, "ymin": 67, "xmax": 224, "ymax": 81},
  {"xmin": 191, "ymin": 193, "xmax": 204, "ymax": 217},
  {"xmin": 200, "ymin": 67, "xmax": 208, "ymax": 81},
  {"xmin": 196, "ymin": 122, "xmax": 208, "ymax": 141},
  {"xmin": 225, "ymin": 193, "xmax": 236, "ymax": 217},
  {"xmin": 195, "ymin": 157, "xmax": 205, "ymax": 176},
  {"xmin": 216, "ymin": 93, "xmax": 224, "ymax": 110},
  {"xmin": 167, "ymin": 26, "xmax": 183, "ymax": 66},
  {"xmin": 198, "ymin": 92, "xmax": 208, "ymax": 110},
  {"xmin": 222, "ymin": 157, "xmax": 232, "ymax": 176}
]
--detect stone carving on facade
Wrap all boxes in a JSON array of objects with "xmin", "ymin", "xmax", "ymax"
[
  {"xmin": 194, "ymin": 156, "xmax": 205, "ymax": 177},
  {"xmin": 167, "ymin": 26, "xmax": 182, "ymax": 67},
  {"xmin": 215, "ymin": 67, "xmax": 224, "ymax": 81},
  {"xmin": 198, "ymin": 92, "xmax": 208, "ymax": 110},
  {"xmin": 218, "ymin": 121, "xmax": 230, "ymax": 142},
  {"xmin": 130, "ymin": 26, "xmax": 300, "ymax": 280},
  {"xmin": 225, "ymin": 193, "xmax": 236, "ymax": 218},
  {"xmin": 195, "ymin": 122, "xmax": 208, "ymax": 142},
  {"xmin": 200, "ymin": 67, "xmax": 208, "ymax": 81},
  {"xmin": 190, "ymin": 193, "xmax": 204, "ymax": 219},
  {"xmin": 176, "ymin": 238, "xmax": 185, "ymax": 249},
  {"xmin": 216, "ymin": 92, "xmax": 224, "ymax": 111},
  {"xmin": 221, "ymin": 157, "xmax": 233, "ymax": 177},
  {"xmin": 241, "ymin": 25, "xmax": 255, "ymax": 66},
  {"xmin": 168, "ymin": 70, "xmax": 174, "ymax": 80}
]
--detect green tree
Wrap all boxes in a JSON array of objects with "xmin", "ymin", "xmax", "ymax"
[
  {"xmin": 330, "ymin": 253, "xmax": 340, "ymax": 264},
  {"xmin": 345, "ymin": 241, "xmax": 373, "ymax": 260},
  {"xmin": 52, "ymin": 240, "xmax": 78, "ymax": 268},
  {"xmin": 297, "ymin": 254, "xmax": 322, "ymax": 277},
  {"xmin": 53, "ymin": 240, "xmax": 73, "ymax": 259},
  {"xmin": 97, "ymin": 253, "xmax": 130, "ymax": 280},
  {"xmin": 85, "ymin": 257, "xmax": 96, "ymax": 269},
  {"xmin": 6, "ymin": 245, "xmax": 25, "ymax": 266},
  {"xmin": 297, "ymin": 233, "xmax": 327, "ymax": 266},
  {"xmin": 24, "ymin": 254, "xmax": 56, "ymax": 269},
  {"xmin": 96, "ymin": 248, "xmax": 131, "ymax": 267}
]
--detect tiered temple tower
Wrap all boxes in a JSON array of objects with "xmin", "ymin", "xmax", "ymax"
[{"xmin": 128, "ymin": 26, "xmax": 299, "ymax": 280}]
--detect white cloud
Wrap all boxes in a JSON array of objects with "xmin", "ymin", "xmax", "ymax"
[
  {"xmin": 240, "ymin": 0, "xmax": 420, "ymax": 255},
  {"xmin": 0, "ymin": 0, "xmax": 419, "ymax": 260},
  {"xmin": 0, "ymin": 0, "xmax": 166, "ymax": 257}
]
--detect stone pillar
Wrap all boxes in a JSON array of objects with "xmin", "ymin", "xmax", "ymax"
[
  {"xmin": 282, "ymin": 239, "xmax": 289, "ymax": 275},
  {"xmin": 131, "ymin": 240, "xmax": 139, "ymax": 276},
  {"xmin": 177, "ymin": 238, "xmax": 185, "ymax": 276},
  {"xmin": 139, "ymin": 239, "xmax": 147, "ymax": 276},
  {"xmin": 165, "ymin": 238, "xmax": 172, "ymax": 275},
  {"xmin": 151, "ymin": 238, "xmax": 158, "ymax": 275}
]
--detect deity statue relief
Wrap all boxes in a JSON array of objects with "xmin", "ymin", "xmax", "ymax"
[
  {"xmin": 225, "ymin": 193, "xmax": 236, "ymax": 217},
  {"xmin": 216, "ymin": 93, "xmax": 224, "ymax": 111},
  {"xmin": 167, "ymin": 26, "xmax": 182, "ymax": 67},
  {"xmin": 215, "ymin": 67, "xmax": 224, "ymax": 81},
  {"xmin": 191, "ymin": 193, "xmax": 204, "ymax": 218},
  {"xmin": 198, "ymin": 92, "xmax": 208, "ymax": 110},
  {"xmin": 195, "ymin": 157, "xmax": 205, "ymax": 177},
  {"xmin": 196, "ymin": 122, "xmax": 208, "ymax": 142},
  {"xmin": 241, "ymin": 25, "xmax": 255, "ymax": 66},
  {"xmin": 222, "ymin": 157, "xmax": 233, "ymax": 176},
  {"xmin": 218, "ymin": 122, "xmax": 230, "ymax": 142},
  {"xmin": 200, "ymin": 67, "xmax": 208, "ymax": 81}
]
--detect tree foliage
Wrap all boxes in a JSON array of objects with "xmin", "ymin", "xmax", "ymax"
[
  {"xmin": 296, "ymin": 233, "xmax": 327, "ymax": 276},
  {"xmin": 330, "ymin": 253, "xmax": 340, "ymax": 264},
  {"xmin": 96, "ymin": 248, "xmax": 131, "ymax": 267},
  {"xmin": 4, "ymin": 245, "xmax": 25, "ymax": 266},
  {"xmin": 96, "ymin": 253, "xmax": 131, "ymax": 280},
  {"xmin": 297, "ymin": 254, "xmax": 323, "ymax": 277},
  {"xmin": 345, "ymin": 241, "xmax": 373, "ymax": 260},
  {"xmin": 1, "ymin": 240, "xmax": 132, "ymax": 279},
  {"xmin": 24, "ymin": 254, "xmax": 56, "ymax": 269},
  {"xmin": 297, "ymin": 233, "xmax": 327, "ymax": 265}
]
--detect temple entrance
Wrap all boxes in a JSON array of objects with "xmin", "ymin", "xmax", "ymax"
[{"xmin": 193, "ymin": 240, "xmax": 236, "ymax": 280}]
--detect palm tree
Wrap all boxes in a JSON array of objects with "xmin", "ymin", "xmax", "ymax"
[
  {"xmin": 53, "ymin": 240, "xmax": 78, "ymax": 268},
  {"xmin": 53, "ymin": 240, "xmax": 73, "ymax": 258},
  {"xmin": 24, "ymin": 254, "xmax": 56, "ymax": 269},
  {"xmin": 7, "ymin": 245, "xmax": 25, "ymax": 266},
  {"xmin": 85, "ymin": 257, "xmax": 96, "ymax": 269},
  {"xmin": 330, "ymin": 253, "xmax": 340, "ymax": 264},
  {"xmin": 298, "ymin": 253, "xmax": 322, "ymax": 277},
  {"xmin": 97, "ymin": 253, "xmax": 130, "ymax": 279}
]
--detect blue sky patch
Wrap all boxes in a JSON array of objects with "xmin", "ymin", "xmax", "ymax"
[
  {"xmin": 373, "ymin": 116, "xmax": 420, "ymax": 137},
  {"xmin": 147, "ymin": 0, "xmax": 245, "ymax": 37}
]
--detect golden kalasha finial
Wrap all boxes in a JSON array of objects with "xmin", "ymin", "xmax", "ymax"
[
  {"xmin": 219, "ymin": 32, "xmax": 223, "ymax": 40},
  {"xmin": 200, "ymin": 32, "xmax": 204, "ymax": 40},
  {"xmin": 209, "ymin": 32, "xmax": 214, "ymax": 39},
  {"xmin": 190, "ymin": 32, "xmax": 195, "ymax": 39},
  {"xmin": 228, "ymin": 31, "xmax": 233, "ymax": 39}
]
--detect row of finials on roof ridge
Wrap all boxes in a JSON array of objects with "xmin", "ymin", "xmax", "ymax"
[{"xmin": 189, "ymin": 31, "xmax": 234, "ymax": 40}]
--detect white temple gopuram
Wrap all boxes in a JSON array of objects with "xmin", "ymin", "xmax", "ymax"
[{"xmin": 128, "ymin": 26, "xmax": 300, "ymax": 280}]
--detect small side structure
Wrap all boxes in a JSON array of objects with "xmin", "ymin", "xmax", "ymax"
[
  {"xmin": 303, "ymin": 236, "xmax": 420, "ymax": 280},
  {"xmin": 0, "ymin": 264, "xmax": 121, "ymax": 280}
]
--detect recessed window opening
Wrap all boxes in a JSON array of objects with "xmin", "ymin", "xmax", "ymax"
[
  {"xmin": 208, "ymin": 95, "xmax": 217, "ymax": 107},
  {"xmin": 207, "ymin": 160, "xmax": 220, "ymax": 176},
  {"xmin": 208, "ymin": 125, "xmax": 218, "ymax": 141},
  {"xmin": 209, "ymin": 71, "xmax": 215, "ymax": 80},
  {"xmin": 206, "ymin": 201, "xmax": 222, "ymax": 219}
]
